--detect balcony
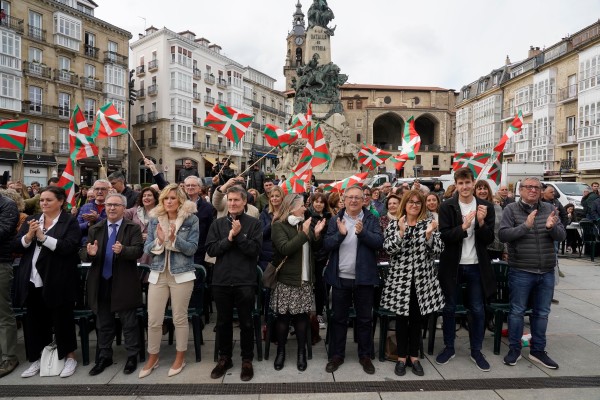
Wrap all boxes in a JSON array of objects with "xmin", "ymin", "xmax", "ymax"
[
  {"xmin": 261, "ymin": 103, "xmax": 279, "ymax": 115},
  {"xmin": 556, "ymin": 130, "xmax": 577, "ymax": 146},
  {"xmin": 560, "ymin": 158, "xmax": 577, "ymax": 172},
  {"xmin": 558, "ymin": 84, "xmax": 578, "ymax": 103},
  {"xmin": 193, "ymin": 91, "xmax": 201, "ymax": 102},
  {"xmin": 137, "ymin": 88, "xmax": 145, "ymax": 99},
  {"xmin": 148, "ymin": 85, "xmax": 158, "ymax": 96},
  {"xmin": 193, "ymin": 68, "xmax": 201, "ymax": 80},
  {"xmin": 204, "ymin": 95, "xmax": 215, "ymax": 105},
  {"xmin": 147, "ymin": 111, "xmax": 157, "ymax": 122},
  {"xmin": 54, "ymin": 69, "xmax": 78, "ymax": 86},
  {"xmin": 102, "ymin": 147, "xmax": 125, "ymax": 159},
  {"xmin": 194, "ymin": 117, "xmax": 202, "ymax": 126},
  {"xmin": 217, "ymin": 99, "xmax": 228, "ymax": 107},
  {"xmin": 0, "ymin": 15, "xmax": 24, "ymax": 34},
  {"xmin": 136, "ymin": 114, "xmax": 146, "ymax": 124},
  {"xmin": 52, "ymin": 142, "xmax": 70, "ymax": 155},
  {"xmin": 148, "ymin": 137, "xmax": 158, "ymax": 148},
  {"xmin": 148, "ymin": 59, "xmax": 158, "ymax": 72},
  {"xmin": 28, "ymin": 139, "xmax": 47, "ymax": 153},
  {"xmin": 278, "ymin": 110, "xmax": 287, "ymax": 118},
  {"xmin": 23, "ymin": 61, "xmax": 52, "ymax": 79},
  {"xmin": 251, "ymin": 122, "xmax": 261, "ymax": 130},
  {"xmin": 217, "ymin": 78, "xmax": 228, "ymax": 89},
  {"xmin": 136, "ymin": 65, "xmax": 145, "ymax": 76},
  {"xmin": 84, "ymin": 44, "xmax": 99, "ymax": 59},
  {"xmin": 136, "ymin": 139, "xmax": 146, "ymax": 149},
  {"xmin": 251, "ymin": 99, "xmax": 260, "ymax": 109},
  {"xmin": 0, "ymin": 53, "xmax": 21, "ymax": 71},
  {"xmin": 103, "ymin": 51, "xmax": 128, "ymax": 66},
  {"xmin": 81, "ymin": 77, "xmax": 102, "ymax": 91},
  {"xmin": 204, "ymin": 73, "xmax": 215, "ymax": 85},
  {"xmin": 28, "ymin": 25, "xmax": 46, "ymax": 42}
]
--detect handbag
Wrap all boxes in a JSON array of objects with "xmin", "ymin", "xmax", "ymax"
[
  {"xmin": 262, "ymin": 257, "xmax": 287, "ymax": 289},
  {"xmin": 40, "ymin": 340, "xmax": 65, "ymax": 377}
]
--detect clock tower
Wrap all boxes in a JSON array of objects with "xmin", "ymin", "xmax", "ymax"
[{"xmin": 284, "ymin": 1, "xmax": 306, "ymax": 91}]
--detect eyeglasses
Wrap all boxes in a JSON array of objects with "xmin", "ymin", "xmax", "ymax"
[
  {"xmin": 94, "ymin": 187, "xmax": 109, "ymax": 192},
  {"xmin": 345, "ymin": 196, "xmax": 364, "ymax": 201},
  {"xmin": 106, "ymin": 203, "xmax": 125, "ymax": 208},
  {"xmin": 521, "ymin": 185, "xmax": 542, "ymax": 191},
  {"xmin": 407, "ymin": 201, "xmax": 422, "ymax": 207}
]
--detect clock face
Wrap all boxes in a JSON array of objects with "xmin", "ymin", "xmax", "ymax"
[{"xmin": 295, "ymin": 36, "xmax": 304, "ymax": 45}]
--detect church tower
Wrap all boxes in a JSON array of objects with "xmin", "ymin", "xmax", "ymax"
[{"xmin": 283, "ymin": 1, "xmax": 307, "ymax": 91}]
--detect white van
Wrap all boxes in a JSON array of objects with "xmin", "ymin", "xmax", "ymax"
[{"xmin": 514, "ymin": 181, "xmax": 590, "ymax": 210}]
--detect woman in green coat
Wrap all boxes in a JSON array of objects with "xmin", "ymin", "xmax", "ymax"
[{"xmin": 270, "ymin": 194, "xmax": 326, "ymax": 372}]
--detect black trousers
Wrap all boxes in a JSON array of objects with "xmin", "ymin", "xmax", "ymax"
[
  {"xmin": 213, "ymin": 285, "xmax": 255, "ymax": 361},
  {"xmin": 96, "ymin": 278, "xmax": 139, "ymax": 360},
  {"xmin": 395, "ymin": 281, "xmax": 422, "ymax": 359},
  {"xmin": 24, "ymin": 283, "xmax": 77, "ymax": 362}
]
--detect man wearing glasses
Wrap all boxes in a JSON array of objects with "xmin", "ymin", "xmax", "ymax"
[
  {"xmin": 437, "ymin": 167, "xmax": 496, "ymax": 372},
  {"xmin": 499, "ymin": 177, "xmax": 565, "ymax": 369},
  {"xmin": 77, "ymin": 180, "xmax": 110, "ymax": 245},
  {"xmin": 80, "ymin": 193, "xmax": 144, "ymax": 376},
  {"xmin": 323, "ymin": 185, "xmax": 383, "ymax": 375}
]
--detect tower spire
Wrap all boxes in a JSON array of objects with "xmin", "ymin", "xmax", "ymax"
[{"xmin": 293, "ymin": 1, "xmax": 305, "ymax": 28}]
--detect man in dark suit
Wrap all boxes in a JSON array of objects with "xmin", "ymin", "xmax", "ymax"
[{"xmin": 80, "ymin": 193, "xmax": 144, "ymax": 376}]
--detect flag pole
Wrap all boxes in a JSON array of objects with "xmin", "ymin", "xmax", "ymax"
[
  {"xmin": 217, "ymin": 153, "xmax": 233, "ymax": 179},
  {"xmin": 127, "ymin": 130, "xmax": 146, "ymax": 158},
  {"xmin": 237, "ymin": 146, "xmax": 278, "ymax": 177}
]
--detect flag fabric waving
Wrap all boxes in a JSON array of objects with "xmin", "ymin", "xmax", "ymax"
[
  {"xmin": 280, "ymin": 175, "xmax": 306, "ymax": 195},
  {"xmin": 93, "ymin": 102, "xmax": 129, "ymax": 139},
  {"xmin": 204, "ymin": 104, "xmax": 253, "ymax": 144},
  {"xmin": 0, "ymin": 119, "xmax": 28, "ymax": 153},
  {"xmin": 399, "ymin": 116, "xmax": 421, "ymax": 160},
  {"xmin": 323, "ymin": 172, "xmax": 369, "ymax": 193},
  {"xmin": 57, "ymin": 157, "xmax": 77, "ymax": 209},
  {"xmin": 487, "ymin": 152, "xmax": 503, "ymax": 185},
  {"xmin": 452, "ymin": 152, "xmax": 491, "ymax": 178},
  {"xmin": 293, "ymin": 123, "xmax": 330, "ymax": 179},
  {"xmin": 358, "ymin": 144, "xmax": 392, "ymax": 170},
  {"xmin": 263, "ymin": 124, "xmax": 299, "ymax": 149},
  {"xmin": 494, "ymin": 111, "xmax": 524, "ymax": 153},
  {"xmin": 69, "ymin": 106, "xmax": 98, "ymax": 160},
  {"xmin": 290, "ymin": 101, "xmax": 313, "ymax": 139}
]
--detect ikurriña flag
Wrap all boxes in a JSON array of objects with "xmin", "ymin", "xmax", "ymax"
[
  {"xmin": 358, "ymin": 145, "xmax": 391, "ymax": 170},
  {"xmin": 0, "ymin": 119, "xmax": 28, "ymax": 154},
  {"xmin": 93, "ymin": 102, "xmax": 129, "ymax": 139},
  {"xmin": 263, "ymin": 124, "xmax": 299, "ymax": 149},
  {"xmin": 69, "ymin": 105, "xmax": 98, "ymax": 160},
  {"xmin": 494, "ymin": 111, "xmax": 524, "ymax": 153},
  {"xmin": 323, "ymin": 172, "xmax": 369, "ymax": 193},
  {"xmin": 57, "ymin": 157, "xmax": 77, "ymax": 209},
  {"xmin": 204, "ymin": 104, "xmax": 253, "ymax": 144}
]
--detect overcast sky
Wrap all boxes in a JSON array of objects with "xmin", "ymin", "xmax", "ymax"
[{"xmin": 96, "ymin": 0, "xmax": 600, "ymax": 91}]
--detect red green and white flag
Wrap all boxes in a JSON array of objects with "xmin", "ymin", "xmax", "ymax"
[
  {"xmin": 358, "ymin": 144, "xmax": 392, "ymax": 170},
  {"xmin": 452, "ymin": 152, "xmax": 491, "ymax": 178},
  {"xmin": 494, "ymin": 111, "xmax": 524, "ymax": 153},
  {"xmin": 93, "ymin": 102, "xmax": 128, "ymax": 139},
  {"xmin": 263, "ymin": 124, "xmax": 299, "ymax": 149},
  {"xmin": 399, "ymin": 116, "xmax": 421, "ymax": 160},
  {"xmin": 57, "ymin": 157, "xmax": 77, "ymax": 209},
  {"xmin": 204, "ymin": 104, "xmax": 253, "ymax": 144},
  {"xmin": 487, "ymin": 152, "xmax": 503, "ymax": 185},
  {"xmin": 280, "ymin": 174, "xmax": 306, "ymax": 194},
  {"xmin": 290, "ymin": 102, "xmax": 313, "ymax": 139},
  {"xmin": 0, "ymin": 119, "xmax": 28, "ymax": 153},
  {"xmin": 293, "ymin": 123, "xmax": 330, "ymax": 179},
  {"xmin": 69, "ymin": 105, "xmax": 98, "ymax": 160},
  {"xmin": 324, "ymin": 172, "xmax": 369, "ymax": 193}
]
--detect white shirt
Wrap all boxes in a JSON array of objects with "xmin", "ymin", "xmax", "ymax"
[
  {"xmin": 21, "ymin": 214, "xmax": 60, "ymax": 287},
  {"xmin": 459, "ymin": 198, "xmax": 478, "ymax": 265}
]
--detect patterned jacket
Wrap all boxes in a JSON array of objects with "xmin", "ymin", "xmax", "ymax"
[{"xmin": 381, "ymin": 218, "xmax": 445, "ymax": 316}]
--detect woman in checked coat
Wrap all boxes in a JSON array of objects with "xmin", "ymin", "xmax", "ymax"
[{"xmin": 382, "ymin": 189, "xmax": 445, "ymax": 377}]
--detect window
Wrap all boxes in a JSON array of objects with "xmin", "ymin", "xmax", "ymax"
[
  {"xmin": 54, "ymin": 12, "xmax": 82, "ymax": 51},
  {"xmin": 84, "ymin": 63, "xmax": 95, "ymax": 78},
  {"xmin": 169, "ymin": 71, "xmax": 192, "ymax": 92},
  {"xmin": 0, "ymin": 30, "xmax": 21, "ymax": 70},
  {"xmin": 28, "ymin": 86, "xmax": 42, "ymax": 112},
  {"xmin": 170, "ymin": 45, "xmax": 192, "ymax": 67},
  {"xmin": 58, "ymin": 92, "xmax": 70, "ymax": 117},
  {"xmin": 347, "ymin": 100, "xmax": 353, "ymax": 109},
  {"xmin": 29, "ymin": 123, "xmax": 43, "ymax": 151},
  {"xmin": 28, "ymin": 47, "xmax": 42, "ymax": 63},
  {"xmin": 170, "ymin": 123, "xmax": 192, "ymax": 145},
  {"xmin": 104, "ymin": 64, "xmax": 125, "ymax": 97},
  {"xmin": 0, "ymin": 73, "xmax": 21, "ymax": 111},
  {"xmin": 108, "ymin": 40, "xmax": 117, "ymax": 53},
  {"xmin": 1, "ymin": 1, "xmax": 10, "ymax": 16},
  {"xmin": 28, "ymin": 11, "xmax": 43, "ymax": 40},
  {"xmin": 58, "ymin": 56, "xmax": 70, "ymax": 71},
  {"xmin": 356, "ymin": 99, "xmax": 362, "ymax": 109},
  {"xmin": 108, "ymin": 137, "xmax": 117, "ymax": 156},
  {"xmin": 568, "ymin": 74, "xmax": 577, "ymax": 97},
  {"xmin": 58, "ymin": 127, "xmax": 69, "ymax": 153},
  {"xmin": 567, "ymin": 116, "xmax": 576, "ymax": 137},
  {"xmin": 84, "ymin": 98, "xmax": 95, "ymax": 122}
]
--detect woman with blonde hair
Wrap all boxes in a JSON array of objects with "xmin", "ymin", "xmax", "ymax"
[
  {"xmin": 382, "ymin": 190, "xmax": 444, "ymax": 377},
  {"xmin": 259, "ymin": 186, "xmax": 285, "ymax": 271},
  {"xmin": 270, "ymin": 194, "xmax": 326, "ymax": 371},
  {"xmin": 140, "ymin": 183, "xmax": 199, "ymax": 378}
]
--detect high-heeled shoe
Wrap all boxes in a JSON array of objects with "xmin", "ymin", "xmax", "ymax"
[
  {"xmin": 297, "ymin": 349, "xmax": 307, "ymax": 371},
  {"xmin": 168, "ymin": 361, "xmax": 186, "ymax": 377},
  {"xmin": 138, "ymin": 358, "xmax": 159, "ymax": 379},
  {"xmin": 274, "ymin": 349, "xmax": 285, "ymax": 371}
]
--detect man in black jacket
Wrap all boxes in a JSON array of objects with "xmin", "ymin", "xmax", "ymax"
[
  {"xmin": 437, "ymin": 167, "xmax": 496, "ymax": 372},
  {"xmin": 0, "ymin": 194, "xmax": 19, "ymax": 378},
  {"xmin": 206, "ymin": 186, "xmax": 262, "ymax": 382},
  {"xmin": 177, "ymin": 159, "xmax": 199, "ymax": 183},
  {"xmin": 108, "ymin": 171, "xmax": 139, "ymax": 209}
]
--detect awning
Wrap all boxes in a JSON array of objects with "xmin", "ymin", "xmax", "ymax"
[
  {"xmin": 0, "ymin": 151, "xmax": 18, "ymax": 162},
  {"xmin": 255, "ymin": 152, "xmax": 277, "ymax": 159},
  {"xmin": 22, "ymin": 153, "xmax": 57, "ymax": 165}
]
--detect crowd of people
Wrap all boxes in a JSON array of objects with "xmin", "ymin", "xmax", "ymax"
[{"xmin": 0, "ymin": 162, "xmax": 575, "ymax": 381}]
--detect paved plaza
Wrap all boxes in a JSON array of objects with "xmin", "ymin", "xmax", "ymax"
[{"xmin": 1, "ymin": 254, "xmax": 599, "ymax": 399}]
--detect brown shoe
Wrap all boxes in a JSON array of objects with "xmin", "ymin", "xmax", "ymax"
[
  {"xmin": 240, "ymin": 360, "xmax": 254, "ymax": 381},
  {"xmin": 325, "ymin": 356, "xmax": 344, "ymax": 373},
  {"xmin": 210, "ymin": 357, "xmax": 233, "ymax": 379},
  {"xmin": 0, "ymin": 358, "xmax": 19, "ymax": 378},
  {"xmin": 359, "ymin": 357, "xmax": 375, "ymax": 374}
]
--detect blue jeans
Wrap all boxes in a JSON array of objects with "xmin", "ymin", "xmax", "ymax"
[
  {"xmin": 442, "ymin": 264, "xmax": 485, "ymax": 352},
  {"xmin": 508, "ymin": 269, "xmax": 554, "ymax": 352},
  {"xmin": 329, "ymin": 278, "xmax": 374, "ymax": 360}
]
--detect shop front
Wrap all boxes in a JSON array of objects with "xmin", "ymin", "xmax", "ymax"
[
  {"xmin": 22, "ymin": 154, "xmax": 57, "ymax": 186},
  {"xmin": 0, "ymin": 151, "xmax": 17, "ymax": 185}
]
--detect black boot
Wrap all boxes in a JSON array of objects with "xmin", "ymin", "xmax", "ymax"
[
  {"xmin": 274, "ymin": 348, "xmax": 285, "ymax": 371},
  {"xmin": 297, "ymin": 348, "xmax": 307, "ymax": 371}
]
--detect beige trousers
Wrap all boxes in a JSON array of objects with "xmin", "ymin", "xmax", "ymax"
[{"xmin": 147, "ymin": 271, "xmax": 194, "ymax": 354}]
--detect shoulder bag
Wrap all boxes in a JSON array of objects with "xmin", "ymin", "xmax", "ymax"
[{"xmin": 262, "ymin": 256, "xmax": 288, "ymax": 289}]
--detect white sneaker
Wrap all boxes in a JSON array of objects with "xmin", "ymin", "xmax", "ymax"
[
  {"xmin": 21, "ymin": 360, "xmax": 41, "ymax": 378},
  {"xmin": 60, "ymin": 358, "xmax": 77, "ymax": 378},
  {"xmin": 317, "ymin": 315, "xmax": 327, "ymax": 329}
]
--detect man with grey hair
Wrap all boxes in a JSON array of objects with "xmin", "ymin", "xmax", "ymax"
[
  {"xmin": 184, "ymin": 176, "xmax": 215, "ymax": 265},
  {"xmin": 78, "ymin": 179, "xmax": 110, "ymax": 245},
  {"xmin": 499, "ymin": 176, "xmax": 565, "ymax": 369},
  {"xmin": 108, "ymin": 171, "xmax": 139, "ymax": 208},
  {"xmin": 80, "ymin": 192, "xmax": 144, "ymax": 376},
  {"xmin": 498, "ymin": 185, "xmax": 514, "ymax": 209}
]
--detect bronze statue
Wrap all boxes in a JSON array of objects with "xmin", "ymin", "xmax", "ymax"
[{"xmin": 307, "ymin": 0, "xmax": 336, "ymax": 35}]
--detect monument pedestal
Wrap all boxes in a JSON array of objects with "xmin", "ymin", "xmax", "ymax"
[{"xmin": 305, "ymin": 26, "xmax": 331, "ymax": 65}]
